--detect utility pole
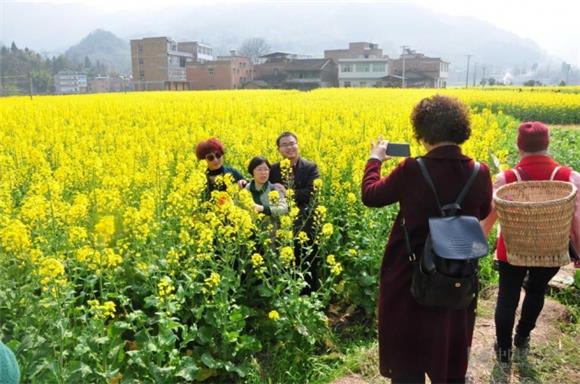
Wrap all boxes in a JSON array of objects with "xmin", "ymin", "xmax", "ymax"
[
  {"xmin": 465, "ymin": 55, "xmax": 472, "ymax": 88},
  {"xmin": 28, "ymin": 72, "xmax": 33, "ymax": 99},
  {"xmin": 401, "ymin": 45, "xmax": 409, "ymax": 88},
  {"xmin": 473, "ymin": 62, "xmax": 478, "ymax": 87}
]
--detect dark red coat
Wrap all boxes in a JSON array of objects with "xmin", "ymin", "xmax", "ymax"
[{"xmin": 361, "ymin": 145, "xmax": 492, "ymax": 381}]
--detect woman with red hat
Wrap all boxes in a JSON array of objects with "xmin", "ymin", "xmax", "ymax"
[
  {"xmin": 482, "ymin": 121, "xmax": 580, "ymax": 365},
  {"xmin": 195, "ymin": 138, "xmax": 247, "ymax": 197}
]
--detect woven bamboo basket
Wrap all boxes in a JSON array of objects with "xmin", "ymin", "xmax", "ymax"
[{"xmin": 494, "ymin": 181, "xmax": 577, "ymax": 267}]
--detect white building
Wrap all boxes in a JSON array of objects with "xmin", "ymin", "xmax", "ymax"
[
  {"xmin": 54, "ymin": 71, "xmax": 88, "ymax": 94},
  {"xmin": 177, "ymin": 41, "xmax": 214, "ymax": 63},
  {"xmin": 338, "ymin": 58, "xmax": 390, "ymax": 87}
]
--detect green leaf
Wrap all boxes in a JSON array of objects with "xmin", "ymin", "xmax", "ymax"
[{"xmin": 201, "ymin": 352, "xmax": 218, "ymax": 368}]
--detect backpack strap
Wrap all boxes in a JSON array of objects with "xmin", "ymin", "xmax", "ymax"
[
  {"xmin": 417, "ymin": 158, "xmax": 480, "ymax": 216},
  {"xmin": 416, "ymin": 158, "xmax": 444, "ymax": 216},
  {"xmin": 455, "ymin": 161, "xmax": 481, "ymax": 207}
]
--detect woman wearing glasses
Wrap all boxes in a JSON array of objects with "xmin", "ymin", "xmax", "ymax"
[
  {"xmin": 195, "ymin": 138, "xmax": 247, "ymax": 195},
  {"xmin": 245, "ymin": 156, "xmax": 288, "ymax": 217}
]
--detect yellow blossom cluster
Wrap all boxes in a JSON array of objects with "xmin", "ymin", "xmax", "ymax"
[
  {"xmin": 326, "ymin": 254, "xmax": 343, "ymax": 276},
  {"xmin": 87, "ymin": 299, "xmax": 116, "ymax": 319},
  {"xmin": 0, "ymin": 87, "xmax": 550, "ymax": 329}
]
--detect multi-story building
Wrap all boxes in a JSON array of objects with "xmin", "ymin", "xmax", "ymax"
[
  {"xmin": 254, "ymin": 52, "xmax": 297, "ymax": 88},
  {"xmin": 284, "ymin": 59, "xmax": 338, "ymax": 90},
  {"xmin": 130, "ymin": 37, "xmax": 193, "ymax": 91},
  {"xmin": 254, "ymin": 54, "xmax": 337, "ymax": 90},
  {"xmin": 338, "ymin": 58, "xmax": 390, "ymax": 87},
  {"xmin": 390, "ymin": 51, "xmax": 449, "ymax": 88},
  {"xmin": 186, "ymin": 53, "xmax": 253, "ymax": 90},
  {"xmin": 177, "ymin": 41, "xmax": 214, "ymax": 63},
  {"xmin": 54, "ymin": 71, "xmax": 88, "ymax": 94},
  {"xmin": 89, "ymin": 75, "xmax": 111, "ymax": 93},
  {"xmin": 89, "ymin": 75, "xmax": 132, "ymax": 93},
  {"xmin": 325, "ymin": 42, "xmax": 384, "ymax": 61}
]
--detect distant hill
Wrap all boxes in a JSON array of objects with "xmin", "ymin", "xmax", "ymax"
[
  {"xmin": 20, "ymin": 3, "xmax": 562, "ymax": 82},
  {"xmin": 65, "ymin": 29, "xmax": 130, "ymax": 74},
  {"xmin": 158, "ymin": 3, "xmax": 549, "ymax": 68}
]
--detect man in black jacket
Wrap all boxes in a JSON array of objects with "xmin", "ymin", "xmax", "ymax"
[{"xmin": 269, "ymin": 131, "xmax": 321, "ymax": 292}]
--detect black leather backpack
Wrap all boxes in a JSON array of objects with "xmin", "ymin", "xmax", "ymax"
[{"xmin": 403, "ymin": 158, "xmax": 489, "ymax": 310}]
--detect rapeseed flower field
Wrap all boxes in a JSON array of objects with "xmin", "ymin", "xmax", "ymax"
[{"xmin": 0, "ymin": 88, "xmax": 577, "ymax": 382}]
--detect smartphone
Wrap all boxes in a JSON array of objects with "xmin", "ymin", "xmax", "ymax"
[{"xmin": 386, "ymin": 143, "xmax": 411, "ymax": 157}]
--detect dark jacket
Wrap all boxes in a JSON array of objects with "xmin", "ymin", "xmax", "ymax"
[
  {"xmin": 205, "ymin": 165, "xmax": 244, "ymax": 196},
  {"xmin": 269, "ymin": 157, "xmax": 320, "ymax": 228},
  {"xmin": 361, "ymin": 145, "xmax": 492, "ymax": 380}
]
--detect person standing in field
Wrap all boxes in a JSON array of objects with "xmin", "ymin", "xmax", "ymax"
[
  {"xmin": 362, "ymin": 95, "xmax": 493, "ymax": 383},
  {"xmin": 195, "ymin": 137, "xmax": 247, "ymax": 197},
  {"xmin": 269, "ymin": 131, "xmax": 321, "ymax": 292},
  {"xmin": 481, "ymin": 121, "xmax": 580, "ymax": 365},
  {"xmin": 245, "ymin": 156, "xmax": 288, "ymax": 219}
]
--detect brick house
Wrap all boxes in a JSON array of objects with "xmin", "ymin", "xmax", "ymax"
[
  {"xmin": 325, "ymin": 42, "xmax": 384, "ymax": 61},
  {"xmin": 186, "ymin": 54, "xmax": 254, "ymax": 90},
  {"xmin": 390, "ymin": 51, "xmax": 449, "ymax": 88},
  {"xmin": 284, "ymin": 59, "xmax": 338, "ymax": 90},
  {"xmin": 130, "ymin": 37, "xmax": 193, "ymax": 91}
]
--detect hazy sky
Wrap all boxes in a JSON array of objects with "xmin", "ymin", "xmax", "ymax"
[{"xmin": 1, "ymin": 0, "xmax": 579, "ymax": 64}]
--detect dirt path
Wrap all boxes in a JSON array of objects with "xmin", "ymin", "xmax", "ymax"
[{"xmin": 331, "ymin": 283, "xmax": 578, "ymax": 384}]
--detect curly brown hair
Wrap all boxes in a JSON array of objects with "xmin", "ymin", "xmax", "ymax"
[
  {"xmin": 410, "ymin": 95, "xmax": 471, "ymax": 145},
  {"xmin": 195, "ymin": 138, "xmax": 225, "ymax": 160}
]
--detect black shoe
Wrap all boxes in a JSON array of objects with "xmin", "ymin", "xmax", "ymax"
[
  {"xmin": 514, "ymin": 335, "xmax": 530, "ymax": 350},
  {"xmin": 494, "ymin": 343, "xmax": 512, "ymax": 364}
]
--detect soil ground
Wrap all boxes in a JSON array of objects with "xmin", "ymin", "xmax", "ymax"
[{"xmin": 330, "ymin": 265, "xmax": 579, "ymax": 384}]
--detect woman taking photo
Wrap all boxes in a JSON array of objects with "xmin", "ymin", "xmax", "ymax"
[{"xmin": 362, "ymin": 95, "xmax": 493, "ymax": 383}]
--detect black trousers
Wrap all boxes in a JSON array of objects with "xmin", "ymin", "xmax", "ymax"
[{"xmin": 494, "ymin": 261, "xmax": 559, "ymax": 349}]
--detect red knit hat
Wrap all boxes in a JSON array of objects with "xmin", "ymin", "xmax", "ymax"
[{"xmin": 517, "ymin": 122, "xmax": 549, "ymax": 152}]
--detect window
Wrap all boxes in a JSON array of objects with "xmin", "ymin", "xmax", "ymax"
[
  {"xmin": 360, "ymin": 81, "xmax": 367, "ymax": 87},
  {"xmin": 373, "ymin": 63, "xmax": 386, "ymax": 72},
  {"xmin": 355, "ymin": 63, "xmax": 370, "ymax": 72},
  {"xmin": 208, "ymin": 68, "xmax": 214, "ymax": 76},
  {"xmin": 341, "ymin": 64, "xmax": 353, "ymax": 72},
  {"xmin": 139, "ymin": 70, "xmax": 144, "ymax": 80},
  {"xmin": 138, "ymin": 58, "xmax": 144, "ymax": 65},
  {"xmin": 343, "ymin": 81, "xmax": 351, "ymax": 88}
]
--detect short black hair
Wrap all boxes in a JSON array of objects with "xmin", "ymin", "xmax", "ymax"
[
  {"xmin": 276, "ymin": 131, "xmax": 298, "ymax": 147},
  {"xmin": 247, "ymin": 156, "xmax": 271, "ymax": 175},
  {"xmin": 411, "ymin": 95, "xmax": 471, "ymax": 145}
]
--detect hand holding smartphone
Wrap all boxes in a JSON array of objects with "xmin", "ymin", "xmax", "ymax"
[{"xmin": 385, "ymin": 142, "xmax": 411, "ymax": 157}]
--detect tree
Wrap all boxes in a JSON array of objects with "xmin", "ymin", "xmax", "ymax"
[{"xmin": 238, "ymin": 37, "xmax": 271, "ymax": 64}]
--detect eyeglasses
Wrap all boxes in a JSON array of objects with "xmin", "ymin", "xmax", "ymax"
[
  {"xmin": 279, "ymin": 141, "xmax": 297, "ymax": 148},
  {"xmin": 205, "ymin": 152, "xmax": 223, "ymax": 162},
  {"xmin": 254, "ymin": 166, "xmax": 270, "ymax": 173}
]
